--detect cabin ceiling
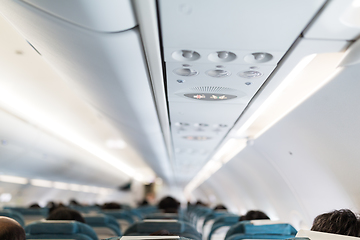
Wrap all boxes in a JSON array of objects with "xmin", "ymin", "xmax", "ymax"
[{"xmin": 0, "ymin": 0, "xmax": 359, "ymax": 191}]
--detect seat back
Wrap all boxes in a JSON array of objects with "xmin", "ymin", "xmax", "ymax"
[
  {"xmin": 0, "ymin": 209, "xmax": 25, "ymax": 227},
  {"xmin": 25, "ymin": 220, "xmax": 98, "ymax": 240},
  {"xmin": 69, "ymin": 206, "xmax": 101, "ymax": 214},
  {"xmin": 202, "ymin": 212, "xmax": 234, "ymax": 239},
  {"xmin": 124, "ymin": 220, "xmax": 201, "ymax": 240},
  {"xmin": 296, "ymin": 229, "xmax": 360, "ymax": 240},
  {"xmin": 225, "ymin": 220, "xmax": 297, "ymax": 240},
  {"xmin": 208, "ymin": 215, "xmax": 239, "ymax": 240},
  {"xmin": 84, "ymin": 214, "xmax": 121, "ymax": 239},
  {"xmin": 4, "ymin": 207, "xmax": 48, "ymax": 225},
  {"xmin": 102, "ymin": 210, "xmax": 135, "ymax": 233}
]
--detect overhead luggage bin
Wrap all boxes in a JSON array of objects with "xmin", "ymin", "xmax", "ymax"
[
  {"xmin": 21, "ymin": 0, "xmax": 137, "ymax": 32},
  {"xmin": 0, "ymin": 0, "xmax": 172, "ymax": 183}
]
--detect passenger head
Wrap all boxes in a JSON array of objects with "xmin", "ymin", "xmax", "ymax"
[
  {"xmin": 196, "ymin": 201, "xmax": 208, "ymax": 207},
  {"xmin": 47, "ymin": 207, "xmax": 85, "ymax": 223},
  {"xmin": 239, "ymin": 210, "xmax": 270, "ymax": 221},
  {"xmin": 158, "ymin": 196, "xmax": 180, "ymax": 213},
  {"xmin": 150, "ymin": 230, "xmax": 176, "ymax": 236},
  {"xmin": 101, "ymin": 202, "xmax": 122, "ymax": 210},
  {"xmin": 0, "ymin": 216, "xmax": 26, "ymax": 240},
  {"xmin": 139, "ymin": 199, "xmax": 149, "ymax": 207},
  {"xmin": 69, "ymin": 199, "xmax": 81, "ymax": 206},
  {"xmin": 28, "ymin": 203, "xmax": 41, "ymax": 209},
  {"xmin": 311, "ymin": 209, "xmax": 360, "ymax": 237},
  {"xmin": 47, "ymin": 201, "xmax": 57, "ymax": 213},
  {"xmin": 213, "ymin": 204, "xmax": 227, "ymax": 211}
]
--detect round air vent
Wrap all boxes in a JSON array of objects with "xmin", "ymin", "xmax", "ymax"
[
  {"xmin": 238, "ymin": 70, "xmax": 263, "ymax": 79},
  {"xmin": 172, "ymin": 50, "xmax": 200, "ymax": 61},
  {"xmin": 206, "ymin": 69, "xmax": 231, "ymax": 78},
  {"xmin": 244, "ymin": 52, "xmax": 273, "ymax": 63},
  {"xmin": 208, "ymin": 51, "xmax": 236, "ymax": 62},
  {"xmin": 173, "ymin": 67, "xmax": 199, "ymax": 77}
]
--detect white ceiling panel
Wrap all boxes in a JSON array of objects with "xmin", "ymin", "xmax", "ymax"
[
  {"xmin": 159, "ymin": 0, "xmax": 325, "ymax": 51},
  {"xmin": 304, "ymin": 0, "xmax": 360, "ymax": 41},
  {"xmin": 21, "ymin": 0, "xmax": 137, "ymax": 32}
]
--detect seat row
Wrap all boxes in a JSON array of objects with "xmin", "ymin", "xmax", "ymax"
[
  {"xmin": 2, "ymin": 205, "xmax": 356, "ymax": 240},
  {"xmin": 0, "ymin": 205, "xmax": 158, "ymax": 239}
]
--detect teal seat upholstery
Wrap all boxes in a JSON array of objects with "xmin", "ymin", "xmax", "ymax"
[
  {"xmin": 124, "ymin": 220, "xmax": 201, "ymax": 240},
  {"xmin": 207, "ymin": 215, "xmax": 239, "ymax": 240},
  {"xmin": 0, "ymin": 209, "xmax": 25, "ymax": 227},
  {"xmin": 84, "ymin": 214, "xmax": 121, "ymax": 236},
  {"xmin": 4, "ymin": 207, "xmax": 48, "ymax": 217},
  {"xmin": 225, "ymin": 221, "xmax": 297, "ymax": 240},
  {"xmin": 25, "ymin": 220, "xmax": 98, "ymax": 240},
  {"xmin": 102, "ymin": 210, "xmax": 135, "ymax": 225}
]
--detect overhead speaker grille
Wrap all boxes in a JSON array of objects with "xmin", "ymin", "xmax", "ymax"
[{"xmin": 190, "ymin": 86, "xmax": 234, "ymax": 92}]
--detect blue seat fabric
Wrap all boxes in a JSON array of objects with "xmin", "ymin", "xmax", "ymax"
[
  {"xmin": 84, "ymin": 215, "xmax": 121, "ymax": 236},
  {"xmin": 102, "ymin": 210, "xmax": 134, "ymax": 224},
  {"xmin": 225, "ymin": 221, "xmax": 297, "ymax": 240},
  {"xmin": 208, "ymin": 215, "xmax": 239, "ymax": 240},
  {"xmin": 0, "ymin": 209, "xmax": 25, "ymax": 227},
  {"xmin": 4, "ymin": 207, "xmax": 48, "ymax": 217},
  {"xmin": 25, "ymin": 221, "xmax": 98, "ymax": 240},
  {"xmin": 124, "ymin": 220, "xmax": 201, "ymax": 240}
]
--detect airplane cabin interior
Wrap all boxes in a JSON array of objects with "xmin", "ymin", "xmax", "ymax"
[{"xmin": 0, "ymin": 0, "xmax": 360, "ymax": 240}]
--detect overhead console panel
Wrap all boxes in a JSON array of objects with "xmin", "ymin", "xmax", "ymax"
[
  {"xmin": 158, "ymin": 0, "xmax": 326, "ymax": 184},
  {"xmin": 21, "ymin": 0, "xmax": 137, "ymax": 32}
]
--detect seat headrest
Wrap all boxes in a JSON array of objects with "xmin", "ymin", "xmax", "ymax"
[
  {"xmin": 216, "ymin": 215, "xmax": 239, "ymax": 223},
  {"xmin": 84, "ymin": 214, "xmax": 115, "ymax": 224},
  {"xmin": 225, "ymin": 220, "xmax": 297, "ymax": 239},
  {"xmin": 136, "ymin": 220, "xmax": 185, "ymax": 233},
  {"xmin": 4, "ymin": 207, "xmax": 48, "ymax": 216},
  {"xmin": 296, "ymin": 229, "xmax": 360, "ymax": 240},
  {"xmin": 145, "ymin": 213, "xmax": 179, "ymax": 219},
  {"xmin": 24, "ymin": 220, "xmax": 98, "ymax": 240},
  {"xmin": 243, "ymin": 223, "xmax": 296, "ymax": 235},
  {"xmin": 0, "ymin": 209, "xmax": 25, "ymax": 226}
]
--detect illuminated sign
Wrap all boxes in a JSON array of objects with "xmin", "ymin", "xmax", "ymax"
[
  {"xmin": 184, "ymin": 93, "xmax": 237, "ymax": 101},
  {"xmin": 183, "ymin": 136, "xmax": 211, "ymax": 141}
]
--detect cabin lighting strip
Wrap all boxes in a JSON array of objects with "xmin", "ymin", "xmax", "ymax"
[
  {"xmin": 185, "ymin": 52, "xmax": 345, "ymax": 196},
  {"xmin": 0, "ymin": 174, "xmax": 114, "ymax": 195},
  {"xmin": 0, "ymin": 88, "xmax": 153, "ymax": 184}
]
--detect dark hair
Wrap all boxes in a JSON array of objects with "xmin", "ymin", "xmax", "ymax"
[
  {"xmin": 29, "ymin": 203, "xmax": 41, "ymax": 209},
  {"xmin": 311, "ymin": 209, "xmax": 360, "ymax": 237},
  {"xmin": 239, "ymin": 210, "xmax": 270, "ymax": 221},
  {"xmin": 101, "ymin": 202, "xmax": 122, "ymax": 210},
  {"xmin": 139, "ymin": 199, "xmax": 149, "ymax": 207},
  {"xmin": 196, "ymin": 201, "xmax": 208, "ymax": 206},
  {"xmin": 214, "ymin": 204, "xmax": 227, "ymax": 211},
  {"xmin": 47, "ymin": 207, "xmax": 85, "ymax": 223},
  {"xmin": 0, "ymin": 217, "xmax": 26, "ymax": 240},
  {"xmin": 158, "ymin": 196, "xmax": 180, "ymax": 213},
  {"xmin": 150, "ymin": 230, "xmax": 176, "ymax": 236},
  {"xmin": 69, "ymin": 199, "xmax": 81, "ymax": 206}
]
